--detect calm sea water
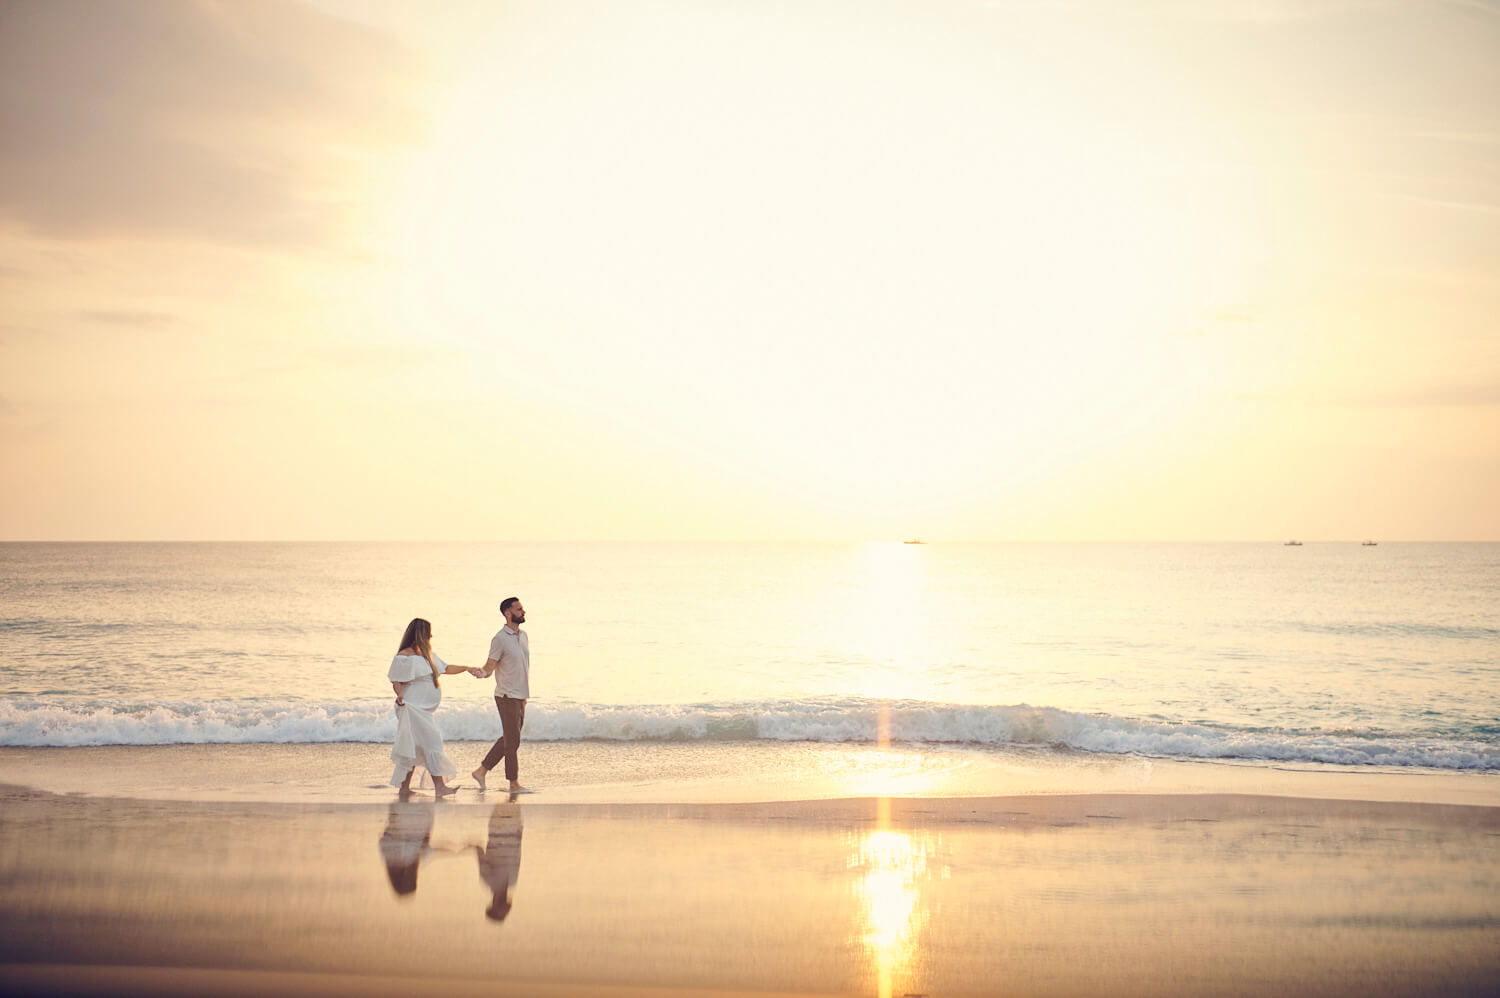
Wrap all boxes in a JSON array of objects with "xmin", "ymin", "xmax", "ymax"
[{"xmin": 1, "ymin": 542, "xmax": 1496, "ymax": 770}]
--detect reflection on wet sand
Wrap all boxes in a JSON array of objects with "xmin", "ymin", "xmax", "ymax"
[
  {"xmin": 378, "ymin": 798, "xmax": 486, "ymax": 901},
  {"xmin": 850, "ymin": 799, "xmax": 942, "ymax": 998},
  {"xmin": 378, "ymin": 797, "xmax": 526, "ymax": 920},
  {"xmin": 378, "ymin": 801, "xmax": 434, "ymax": 897},
  {"xmin": 2, "ymin": 790, "xmax": 1496, "ymax": 997},
  {"xmin": 476, "ymin": 801, "xmax": 523, "ymax": 922}
]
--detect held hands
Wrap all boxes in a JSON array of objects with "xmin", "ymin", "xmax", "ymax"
[{"xmin": 467, "ymin": 667, "xmax": 485, "ymax": 678}]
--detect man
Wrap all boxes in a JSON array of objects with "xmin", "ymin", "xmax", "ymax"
[{"xmin": 470, "ymin": 596, "xmax": 531, "ymax": 793}]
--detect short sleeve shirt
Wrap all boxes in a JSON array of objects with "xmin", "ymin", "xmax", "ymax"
[
  {"xmin": 388, "ymin": 653, "xmax": 445, "ymax": 709},
  {"xmin": 487, "ymin": 627, "xmax": 530, "ymax": 699}
]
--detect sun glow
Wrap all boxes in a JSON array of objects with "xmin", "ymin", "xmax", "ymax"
[
  {"xmin": 837, "ymin": 543, "xmax": 932, "ymax": 703},
  {"xmin": 366, "ymin": 1, "xmax": 1242, "ymax": 537}
]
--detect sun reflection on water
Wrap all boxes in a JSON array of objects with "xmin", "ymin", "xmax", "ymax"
[{"xmin": 848, "ymin": 821, "xmax": 937, "ymax": 998}]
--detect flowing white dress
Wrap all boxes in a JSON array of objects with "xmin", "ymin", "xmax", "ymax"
[{"xmin": 388, "ymin": 653, "xmax": 459, "ymax": 787}]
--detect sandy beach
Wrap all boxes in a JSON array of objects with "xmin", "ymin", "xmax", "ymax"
[{"xmin": 2, "ymin": 766, "xmax": 1497, "ymax": 998}]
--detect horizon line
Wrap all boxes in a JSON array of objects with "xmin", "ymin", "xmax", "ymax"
[{"xmin": 1, "ymin": 538, "xmax": 1495, "ymax": 545}]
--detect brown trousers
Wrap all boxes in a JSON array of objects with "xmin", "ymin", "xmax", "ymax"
[{"xmin": 480, "ymin": 696, "xmax": 526, "ymax": 782}]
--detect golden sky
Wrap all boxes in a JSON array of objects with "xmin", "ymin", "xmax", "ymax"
[{"xmin": 1, "ymin": 0, "xmax": 1496, "ymax": 540}]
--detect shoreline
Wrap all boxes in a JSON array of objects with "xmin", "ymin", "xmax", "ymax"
[
  {"xmin": 6, "ymin": 780, "xmax": 1500, "ymax": 823},
  {"xmin": 2, "ymin": 739, "xmax": 1497, "ymax": 808}
]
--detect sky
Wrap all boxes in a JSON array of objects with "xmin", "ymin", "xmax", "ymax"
[{"xmin": 1, "ymin": 0, "xmax": 1496, "ymax": 541}]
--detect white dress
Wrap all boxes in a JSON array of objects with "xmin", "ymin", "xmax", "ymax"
[{"xmin": 388, "ymin": 653, "xmax": 459, "ymax": 786}]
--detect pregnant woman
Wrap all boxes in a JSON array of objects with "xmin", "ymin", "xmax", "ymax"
[{"xmin": 388, "ymin": 617, "xmax": 470, "ymax": 797}]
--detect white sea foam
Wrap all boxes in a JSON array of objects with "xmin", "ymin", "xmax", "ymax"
[{"xmin": 2, "ymin": 696, "xmax": 1497, "ymax": 771}]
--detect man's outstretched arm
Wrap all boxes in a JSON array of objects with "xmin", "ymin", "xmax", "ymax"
[{"xmin": 470, "ymin": 658, "xmax": 501, "ymax": 678}]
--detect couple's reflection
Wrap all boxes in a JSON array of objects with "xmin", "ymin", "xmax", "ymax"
[{"xmin": 378, "ymin": 798, "xmax": 523, "ymax": 921}]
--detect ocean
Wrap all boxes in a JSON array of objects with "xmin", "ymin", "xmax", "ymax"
[{"xmin": 2, "ymin": 541, "xmax": 1497, "ymax": 774}]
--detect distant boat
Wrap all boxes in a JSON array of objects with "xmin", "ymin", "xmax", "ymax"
[
  {"xmin": 1284, "ymin": 540, "xmax": 1303, "ymax": 546},
  {"xmin": 1362, "ymin": 540, "xmax": 1378, "ymax": 546},
  {"xmin": 902, "ymin": 538, "xmax": 925, "ymax": 545}
]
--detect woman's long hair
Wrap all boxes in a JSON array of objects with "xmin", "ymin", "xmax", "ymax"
[{"xmin": 398, "ymin": 618, "xmax": 440, "ymax": 688}]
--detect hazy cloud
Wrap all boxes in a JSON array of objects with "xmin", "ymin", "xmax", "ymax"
[
  {"xmin": 309, "ymin": 343, "xmax": 470, "ymax": 371},
  {"xmin": 1147, "ymin": 0, "xmax": 1500, "ymax": 22},
  {"xmin": 1214, "ymin": 306, "xmax": 1260, "ymax": 324},
  {"xmin": 1343, "ymin": 384, "xmax": 1500, "ymax": 408},
  {"xmin": 0, "ymin": 0, "xmax": 422, "ymax": 247},
  {"xmin": 1237, "ymin": 383, "xmax": 1500, "ymax": 407},
  {"xmin": 1166, "ymin": 305, "xmax": 1259, "ymax": 338},
  {"xmin": 1407, "ymin": 129, "xmax": 1500, "ymax": 145},
  {"xmin": 1406, "ymin": 196, "xmax": 1500, "ymax": 217},
  {"xmin": 77, "ymin": 310, "xmax": 179, "ymax": 328}
]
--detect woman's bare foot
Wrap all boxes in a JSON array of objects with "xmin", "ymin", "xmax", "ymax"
[
  {"xmin": 434, "ymin": 780, "xmax": 459, "ymax": 798},
  {"xmin": 471, "ymin": 766, "xmax": 488, "ymax": 791}
]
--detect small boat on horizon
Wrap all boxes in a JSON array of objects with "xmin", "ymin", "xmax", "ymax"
[
  {"xmin": 1284, "ymin": 540, "xmax": 1303, "ymax": 546},
  {"xmin": 902, "ymin": 538, "xmax": 925, "ymax": 545},
  {"xmin": 1362, "ymin": 540, "xmax": 1378, "ymax": 546}
]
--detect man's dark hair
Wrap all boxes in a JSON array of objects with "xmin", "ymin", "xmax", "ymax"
[{"xmin": 500, "ymin": 596, "xmax": 520, "ymax": 614}]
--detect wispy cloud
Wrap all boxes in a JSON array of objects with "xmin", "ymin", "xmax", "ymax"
[
  {"xmin": 1238, "ymin": 383, "xmax": 1500, "ymax": 407},
  {"xmin": 1056, "ymin": 0, "xmax": 1407, "ymax": 23},
  {"xmin": 0, "ymin": 0, "xmax": 422, "ymax": 248},
  {"xmin": 178, "ymin": 343, "xmax": 470, "ymax": 394},
  {"xmin": 1447, "ymin": 0, "xmax": 1500, "ymax": 18},
  {"xmin": 1405, "ymin": 129, "xmax": 1500, "ymax": 145},
  {"xmin": 308, "ymin": 343, "xmax": 471, "ymax": 372},
  {"xmin": 1404, "ymin": 196, "xmax": 1500, "ymax": 217},
  {"xmin": 1166, "ymin": 305, "xmax": 1260, "ymax": 339},
  {"xmin": 76, "ymin": 310, "xmax": 179, "ymax": 329},
  {"xmin": 1342, "ymin": 384, "xmax": 1500, "ymax": 408}
]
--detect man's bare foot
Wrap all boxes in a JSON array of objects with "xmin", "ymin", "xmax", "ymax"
[
  {"xmin": 435, "ymin": 781, "xmax": 459, "ymax": 798},
  {"xmin": 471, "ymin": 767, "xmax": 488, "ymax": 791},
  {"xmin": 509, "ymin": 783, "xmax": 533, "ymax": 795}
]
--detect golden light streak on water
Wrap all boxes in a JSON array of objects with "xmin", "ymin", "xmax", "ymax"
[{"xmin": 849, "ymin": 821, "xmax": 932, "ymax": 998}]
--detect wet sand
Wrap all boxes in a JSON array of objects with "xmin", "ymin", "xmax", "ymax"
[
  {"xmin": 3, "ymin": 740, "xmax": 1497, "ymax": 806},
  {"xmin": 1, "ymin": 784, "xmax": 1497, "ymax": 997}
]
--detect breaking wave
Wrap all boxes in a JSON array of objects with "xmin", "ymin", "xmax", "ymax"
[{"xmin": 3, "ymin": 696, "xmax": 1497, "ymax": 771}]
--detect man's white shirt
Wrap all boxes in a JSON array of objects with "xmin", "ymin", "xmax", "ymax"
[{"xmin": 488, "ymin": 625, "xmax": 530, "ymax": 699}]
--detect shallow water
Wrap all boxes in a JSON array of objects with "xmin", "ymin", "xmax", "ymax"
[{"xmin": 3, "ymin": 542, "xmax": 1498, "ymax": 773}]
